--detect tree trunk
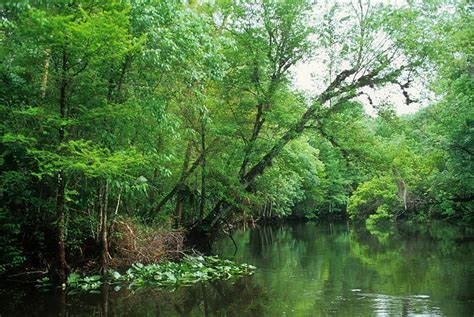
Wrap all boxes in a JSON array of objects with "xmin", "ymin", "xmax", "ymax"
[
  {"xmin": 106, "ymin": 71, "xmax": 115, "ymax": 103},
  {"xmin": 55, "ymin": 49, "xmax": 68, "ymax": 283},
  {"xmin": 115, "ymin": 55, "xmax": 131, "ymax": 102},
  {"xmin": 198, "ymin": 103, "xmax": 326, "ymax": 229},
  {"xmin": 239, "ymin": 103, "xmax": 265, "ymax": 179},
  {"xmin": 58, "ymin": 289, "xmax": 66, "ymax": 317},
  {"xmin": 149, "ymin": 149, "xmax": 206, "ymax": 220},
  {"xmin": 392, "ymin": 167, "xmax": 408, "ymax": 211},
  {"xmin": 174, "ymin": 141, "xmax": 192, "ymax": 226},
  {"xmin": 56, "ymin": 172, "xmax": 67, "ymax": 283},
  {"xmin": 198, "ymin": 69, "xmax": 362, "ymax": 231},
  {"xmin": 199, "ymin": 118, "xmax": 206, "ymax": 221},
  {"xmin": 238, "ymin": 80, "xmax": 278, "ymax": 180},
  {"xmin": 99, "ymin": 181, "xmax": 109, "ymax": 276},
  {"xmin": 198, "ymin": 65, "xmax": 406, "ymax": 233},
  {"xmin": 240, "ymin": 68, "xmax": 363, "ymax": 187},
  {"xmin": 40, "ymin": 48, "xmax": 50, "ymax": 99}
]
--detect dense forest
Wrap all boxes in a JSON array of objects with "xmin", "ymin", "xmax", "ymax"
[{"xmin": 0, "ymin": 0, "xmax": 472, "ymax": 282}]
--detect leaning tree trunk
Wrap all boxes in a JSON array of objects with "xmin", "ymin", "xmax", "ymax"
[{"xmin": 197, "ymin": 67, "xmax": 388, "ymax": 232}]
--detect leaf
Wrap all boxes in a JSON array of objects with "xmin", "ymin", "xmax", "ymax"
[{"xmin": 112, "ymin": 271, "xmax": 122, "ymax": 280}]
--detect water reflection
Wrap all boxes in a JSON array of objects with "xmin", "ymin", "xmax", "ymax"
[
  {"xmin": 1, "ymin": 277, "xmax": 267, "ymax": 316},
  {"xmin": 214, "ymin": 222, "xmax": 474, "ymax": 316},
  {"xmin": 1, "ymin": 222, "xmax": 474, "ymax": 316}
]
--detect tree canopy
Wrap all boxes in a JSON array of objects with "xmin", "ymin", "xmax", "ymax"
[{"xmin": 0, "ymin": 0, "xmax": 472, "ymax": 279}]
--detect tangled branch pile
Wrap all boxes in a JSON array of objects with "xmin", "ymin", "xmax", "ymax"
[{"xmin": 110, "ymin": 219, "xmax": 185, "ymax": 268}]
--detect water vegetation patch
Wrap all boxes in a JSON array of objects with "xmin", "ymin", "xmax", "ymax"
[{"xmin": 38, "ymin": 256, "xmax": 256, "ymax": 294}]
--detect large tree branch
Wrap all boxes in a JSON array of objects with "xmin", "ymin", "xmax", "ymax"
[
  {"xmin": 241, "ymin": 68, "xmax": 360, "ymax": 187},
  {"xmin": 241, "ymin": 63, "xmax": 412, "ymax": 187},
  {"xmin": 201, "ymin": 63, "xmax": 413, "ymax": 231}
]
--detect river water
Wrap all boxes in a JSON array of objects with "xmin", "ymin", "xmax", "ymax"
[{"xmin": 1, "ymin": 221, "xmax": 474, "ymax": 316}]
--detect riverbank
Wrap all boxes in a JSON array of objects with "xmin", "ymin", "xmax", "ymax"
[{"xmin": 1, "ymin": 217, "xmax": 186, "ymax": 283}]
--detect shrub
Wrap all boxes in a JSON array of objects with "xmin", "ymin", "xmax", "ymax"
[{"xmin": 348, "ymin": 175, "xmax": 401, "ymax": 221}]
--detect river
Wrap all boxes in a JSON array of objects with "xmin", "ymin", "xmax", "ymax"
[{"xmin": 1, "ymin": 221, "xmax": 474, "ymax": 316}]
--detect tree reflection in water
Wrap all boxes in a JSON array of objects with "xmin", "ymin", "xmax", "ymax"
[{"xmin": 1, "ymin": 222, "xmax": 473, "ymax": 316}]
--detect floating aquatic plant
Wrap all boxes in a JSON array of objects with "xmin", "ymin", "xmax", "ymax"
[
  {"xmin": 40, "ymin": 256, "xmax": 256, "ymax": 294},
  {"xmin": 66, "ymin": 273, "xmax": 103, "ymax": 294},
  {"xmin": 113, "ymin": 256, "xmax": 256, "ymax": 289}
]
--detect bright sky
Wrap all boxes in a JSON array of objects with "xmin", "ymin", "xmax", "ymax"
[
  {"xmin": 292, "ymin": 60, "xmax": 426, "ymax": 116},
  {"xmin": 290, "ymin": 0, "xmax": 431, "ymax": 116}
]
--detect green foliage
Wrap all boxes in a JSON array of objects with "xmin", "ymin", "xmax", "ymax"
[
  {"xmin": 348, "ymin": 175, "xmax": 401, "ymax": 221},
  {"xmin": 0, "ymin": 209, "xmax": 25, "ymax": 273},
  {"xmin": 35, "ymin": 276, "xmax": 52, "ymax": 289},
  {"xmin": 66, "ymin": 273, "xmax": 103, "ymax": 294},
  {"xmin": 0, "ymin": 0, "xmax": 472, "ymax": 276},
  {"xmin": 255, "ymin": 138, "xmax": 324, "ymax": 217},
  {"xmin": 365, "ymin": 204, "xmax": 394, "ymax": 228}
]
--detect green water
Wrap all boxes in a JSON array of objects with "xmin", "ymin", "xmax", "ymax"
[{"xmin": 1, "ymin": 222, "xmax": 474, "ymax": 316}]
